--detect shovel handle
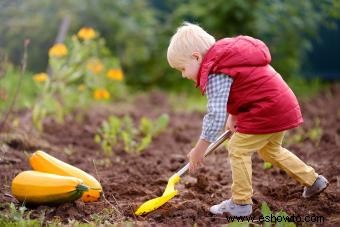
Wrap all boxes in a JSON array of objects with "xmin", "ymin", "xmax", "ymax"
[{"xmin": 176, "ymin": 130, "xmax": 232, "ymax": 177}]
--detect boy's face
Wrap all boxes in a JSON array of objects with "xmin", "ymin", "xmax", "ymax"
[{"xmin": 176, "ymin": 52, "xmax": 202, "ymax": 82}]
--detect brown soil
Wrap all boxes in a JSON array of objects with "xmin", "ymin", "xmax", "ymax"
[{"xmin": 1, "ymin": 85, "xmax": 339, "ymax": 226}]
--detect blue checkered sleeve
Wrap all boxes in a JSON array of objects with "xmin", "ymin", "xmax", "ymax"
[{"xmin": 200, "ymin": 74, "xmax": 233, "ymax": 142}]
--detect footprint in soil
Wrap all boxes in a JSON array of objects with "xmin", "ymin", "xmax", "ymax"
[
  {"xmin": 181, "ymin": 191, "xmax": 196, "ymax": 200},
  {"xmin": 196, "ymin": 175, "xmax": 209, "ymax": 190},
  {"xmin": 183, "ymin": 175, "xmax": 209, "ymax": 191}
]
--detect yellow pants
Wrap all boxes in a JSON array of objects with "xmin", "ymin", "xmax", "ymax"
[{"xmin": 227, "ymin": 131, "xmax": 318, "ymax": 204}]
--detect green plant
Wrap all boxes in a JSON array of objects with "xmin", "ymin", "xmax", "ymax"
[
  {"xmin": 307, "ymin": 118, "xmax": 323, "ymax": 146},
  {"xmin": 263, "ymin": 162, "xmax": 273, "ymax": 170},
  {"xmin": 228, "ymin": 222, "xmax": 252, "ymax": 227},
  {"xmin": 228, "ymin": 202, "xmax": 296, "ymax": 227},
  {"xmin": 284, "ymin": 128, "xmax": 305, "ymax": 146},
  {"xmin": 32, "ymin": 27, "xmax": 126, "ymax": 131},
  {"xmin": 0, "ymin": 203, "xmax": 44, "ymax": 226},
  {"xmin": 95, "ymin": 114, "xmax": 169, "ymax": 155},
  {"xmin": 284, "ymin": 118, "xmax": 323, "ymax": 147},
  {"xmin": 0, "ymin": 67, "xmax": 38, "ymax": 112},
  {"xmin": 122, "ymin": 114, "xmax": 169, "ymax": 153},
  {"xmin": 261, "ymin": 202, "xmax": 296, "ymax": 227},
  {"xmin": 94, "ymin": 116, "xmax": 122, "ymax": 156},
  {"xmin": 140, "ymin": 114, "xmax": 170, "ymax": 137}
]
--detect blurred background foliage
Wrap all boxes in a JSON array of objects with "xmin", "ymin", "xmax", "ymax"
[{"xmin": 0, "ymin": 0, "xmax": 339, "ymax": 92}]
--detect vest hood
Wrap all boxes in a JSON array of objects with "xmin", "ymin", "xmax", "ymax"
[{"xmin": 196, "ymin": 36, "xmax": 272, "ymax": 93}]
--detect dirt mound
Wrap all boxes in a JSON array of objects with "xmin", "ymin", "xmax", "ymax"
[{"xmin": 1, "ymin": 86, "xmax": 339, "ymax": 226}]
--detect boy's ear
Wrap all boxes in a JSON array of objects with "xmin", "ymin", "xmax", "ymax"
[{"xmin": 192, "ymin": 52, "xmax": 202, "ymax": 63}]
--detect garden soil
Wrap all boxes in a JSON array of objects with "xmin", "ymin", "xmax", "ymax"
[{"xmin": 1, "ymin": 85, "xmax": 339, "ymax": 226}]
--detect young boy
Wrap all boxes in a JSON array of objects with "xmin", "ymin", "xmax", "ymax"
[{"xmin": 167, "ymin": 22, "xmax": 329, "ymax": 217}]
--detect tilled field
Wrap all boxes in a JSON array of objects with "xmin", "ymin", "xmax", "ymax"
[{"xmin": 1, "ymin": 85, "xmax": 339, "ymax": 226}]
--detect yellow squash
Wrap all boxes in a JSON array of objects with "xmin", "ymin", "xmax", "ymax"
[
  {"xmin": 11, "ymin": 171, "xmax": 88, "ymax": 204},
  {"xmin": 29, "ymin": 150, "xmax": 102, "ymax": 202}
]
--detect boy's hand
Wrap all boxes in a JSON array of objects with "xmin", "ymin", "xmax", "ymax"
[
  {"xmin": 187, "ymin": 139, "xmax": 210, "ymax": 174},
  {"xmin": 187, "ymin": 147, "xmax": 204, "ymax": 173}
]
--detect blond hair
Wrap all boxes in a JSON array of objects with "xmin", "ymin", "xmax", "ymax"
[{"xmin": 167, "ymin": 22, "xmax": 216, "ymax": 68}]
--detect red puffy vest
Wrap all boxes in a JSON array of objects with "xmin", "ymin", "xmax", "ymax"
[{"xmin": 196, "ymin": 36, "xmax": 303, "ymax": 134}]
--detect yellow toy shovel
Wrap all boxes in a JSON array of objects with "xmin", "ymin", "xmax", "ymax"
[{"xmin": 135, "ymin": 130, "xmax": 231, "ymax": 215}]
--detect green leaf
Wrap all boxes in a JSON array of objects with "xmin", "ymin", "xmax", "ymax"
[
  {"xmin": 229, "ymin": 221, "xmax": 250, "ymax": 227},
  {"xmin": 275, "ymin": 211, "xmax": 296, "ymax": 227},
  {"xmin": 137, "ymin": 134, "xmax": 152, "ymax": 153},
  {"xmin": 261, "ymin": 202, "xmax": 272, "ymax": 227},
  {"xmin": 121, "ymin": 131, "xmax": 133, "ymax": 153},
  {"xmin": 263, "ymin": 162, "xmax": 273, "ymax": 170},
  {"xmin": 152, "ymin": 113, "xmax": 169, "ymax": 136},
  {"xmin": 139, "ymin": 117, "xmax": 153, "ymax": 135},
  {"xmin": 94, "ymin": 134, "xmax": 101, "ymax": 143}
]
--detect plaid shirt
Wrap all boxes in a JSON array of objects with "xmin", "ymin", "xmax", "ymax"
[{"xmin": 200, "ymin": 74, "xmax": 233, "ymax": 142}]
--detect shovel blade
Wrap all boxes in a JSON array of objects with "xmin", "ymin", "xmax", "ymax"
[
  {"xmin": 134, "ymin": 191, "xmax": 177, "ymax": 215},
  {"xmin": 135, "ymin": 174, "xmax": 181, "ymax": 216}
]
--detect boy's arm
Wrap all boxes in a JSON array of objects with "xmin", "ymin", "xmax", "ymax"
[
  {"xmin": 188, "ymin": 74, "xmax": 233, "ymax": 173},
  {"xmin": 201, "ymin": 74, "xmax": 232, "ymax": 142}
]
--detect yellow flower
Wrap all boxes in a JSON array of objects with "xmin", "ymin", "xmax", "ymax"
[
  {"xmin": 33, "ymin": 73, "xmax": 49, "ymax": 83},
  {"xmin": 87, "ymin": 60, "xmax": 104, "ymax": 74},
  {"xmin": 93, "ymin": 88, "xmax": 110, "ymax": 100},
  {"xmin": 78, "ymin": 27, "xmax": 96, "ymax": 40},
  {"xmin": 107, "ymin": 68, "xmax": 124, "ymax": 81},
  {"xmin": 48, "ymin": 43, "xmax": 68, "ymax": 57}
]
